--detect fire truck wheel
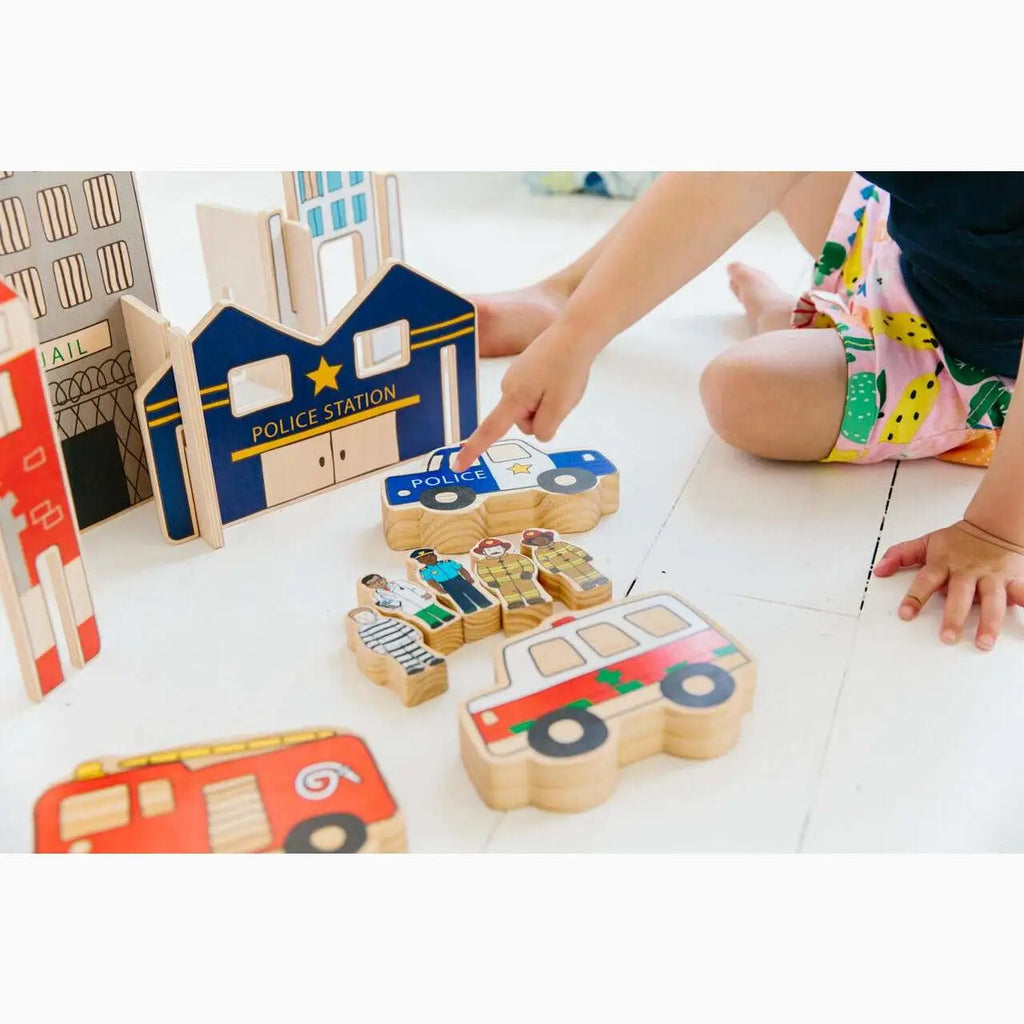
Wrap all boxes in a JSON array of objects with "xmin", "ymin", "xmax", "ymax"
[
  {"xmin": 284, "ymin": 813, "xmax": 368, "ymax": 853},
  {"xmin": 418, "ymin": 485, "xmax": 478, "ymax": 511},
  {"xmin": 660, "ymin": 663, "xmax": 735, "ymax": 708},
  {"xmin": 527, "ymin": 706, "xmax": 609, "ymax": 758},
  {"xmin": 536, "ymin": 468, "xmax": 598, "ymax": 495}
]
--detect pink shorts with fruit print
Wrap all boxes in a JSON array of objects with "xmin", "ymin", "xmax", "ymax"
[{"xmin": 792, "ymin": 173, "xmax": 1015, "ymax": 468}]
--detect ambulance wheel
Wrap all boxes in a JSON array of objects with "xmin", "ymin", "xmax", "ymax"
[
  {"xmin": 537, "ymin": 467, "xmax": 598, "ymax": 495},
  {"xmin": 527, "ymin": 706, "xmax": 609, "ymax": 758},
  {"xmin": 284, "ymin": 813, "xmax": 368, "ymax": 853},
  {"xmin": 660, "ymin": 663, "xmax": 735, "ymax": 709},
  {"xmin": 418, "ymin": 485, "xmax": 477, "ymax": 512}
]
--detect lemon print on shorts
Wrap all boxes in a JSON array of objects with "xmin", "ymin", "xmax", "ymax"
[
  {"xmin": 842, "ymin": 211, "xmax": 868, "ymax": 295},
  {"xmin": 869, "ymin": 309, "xmax": 939, "ymax": 351},
  {"xmin": 880, "ymin": 362, "xmax": 943, "ymax": 444}
]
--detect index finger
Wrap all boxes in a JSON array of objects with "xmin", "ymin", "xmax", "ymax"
[{"xmin": 451, "ymin": 395, "xmax": 522, "ymax": 471}]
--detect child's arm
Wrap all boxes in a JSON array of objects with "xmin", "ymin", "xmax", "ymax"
[
  {"xmin": 874, "ymin": 344, "xmax": 1024, "ymax": 648},
  {"xmin": 452, "ymin": 172, "xmax": 808, "ymax": 471}
]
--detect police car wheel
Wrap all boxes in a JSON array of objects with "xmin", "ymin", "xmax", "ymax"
[
  {"xmin": 284, "ymin": 813, "xmax": 368, "ymax": 853},
  {"xmin": 536, "ymin": 468, "xmax": 598, "ymax": 495},
  {"xmin": 660, "ymin": 663, "xmax": 735, "ymax": 709},
  {"xmin": 527, "ymin": 706, "xmax": 609, "ymax": 758},
  {"xmin": 418, "ymin": 485, "xmax": 478, "ymax": 511}
]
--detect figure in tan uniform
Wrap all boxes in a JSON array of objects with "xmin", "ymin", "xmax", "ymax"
[
  {"xmin": 520, "ymin": 529, "xmax": 610, "ymax": 591},
  {"xmin": 471, "ymin": 538, "xmax": 546, "ymax": 610}
]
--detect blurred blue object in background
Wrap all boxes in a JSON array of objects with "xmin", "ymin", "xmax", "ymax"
[{"xmin": 524, "ymin": 172, "xmax": 658, "ymax": 199}]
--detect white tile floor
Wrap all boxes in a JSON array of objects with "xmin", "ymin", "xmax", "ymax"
[{"xmin": 1, "ymin": 172, "xmax": 1019, "ymax": 853}]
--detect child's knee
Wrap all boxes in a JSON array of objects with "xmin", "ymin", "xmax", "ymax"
[{"xmin": 699, "ymin": 352, "xmax": 760, "ymax": 452}]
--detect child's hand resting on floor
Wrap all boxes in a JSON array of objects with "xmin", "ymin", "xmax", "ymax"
[
  {"xmin": 874, "ymin": 521, "xmax": 1024, "ymax": 650},
  {"xmin": 451, "ymin": 326, "xmax": 594, "ymax": 472}
]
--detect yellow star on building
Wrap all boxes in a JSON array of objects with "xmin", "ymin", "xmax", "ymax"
[
  {"xmin": 306, "ymin": 356, "xmax": 342, "ymax": 395},
  {"xmin": 509, "ymin": 462, "xmax": 532, "ymax": 474}
]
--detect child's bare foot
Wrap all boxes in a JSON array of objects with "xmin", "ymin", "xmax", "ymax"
[
  {"xmin": 727, "ymin": 262, "xmax": 796, "ymax": 335},
  {"xmin": 470, "ymin": 276, "xmax": 571, "ymax": 357}
]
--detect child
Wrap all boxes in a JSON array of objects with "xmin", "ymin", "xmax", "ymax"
[{"xmin": 452, "ymin": 173, "xmax": 1024, "ymax": 650}]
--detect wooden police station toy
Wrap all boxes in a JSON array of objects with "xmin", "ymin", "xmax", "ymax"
[
  {"xmin": 520, "ymin": 528, "xmax": 612, "ymax": 610},
  {"xmin": 346, "ymin": 606, "xmax": 448, "ymax": 707},
  {"xmin": 34, "ymin": 728, "xmax": 406, "ymax": 853},
  {"xmin": 0, "ymin": 284, "xmax": 100, "ymax": 702},
  {"xmin": 458, "ymin": 592, "xmax": 757, "ymax": 813},
  {"xmin": 470, "ymin": 538, "xmax": 553, "ymax": 636},
  {"xmin": 407, "ymin": 547, "xmax": 501, "ymax": 642},
  {"xmin": 125, "ymin": 260, "xmax": 479, "ymax": 549}
]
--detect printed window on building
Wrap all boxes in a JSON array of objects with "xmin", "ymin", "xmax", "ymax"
[
  {"xmin": 4, "ymin": 268, "xmax": 45, "ymax": 319},
  {"xmin": 97, "ymin": 240, "xmax": 134, "ymax": 294},
  {"xmin": 228, "ymin": 354, "xmax": 293, "ymax": 416},
  {"xmin": 0, "ymin": 371, "xmax": 23, "ymax": 437},
  {"xmin": 53, "ymin": 253, "xmax": 92, "ymax": 309},
  {"xmin": 352, "ymin": 193, "xmax": 368, "ymax": 224},
  {"xmin": 327, "ymin": 172, "xmax": 343, "ymax": 192},
  {"xmin": 307, "ymin": 206, "xmax": 324, "ymax": 238},
  {"xmin": 83, "ymin": 174, "xmax": 121, "ymax": 229},
  {"xmin": 37, "ymin": 185, "xmax": 79, "ymax": 241},
  {"xmin": 349, "ymin": 172, "xmax": 364, "ymax": 186},
  {"xmin": 298, "ymin": 171, "xmax": 323, "ymax": 204},
  {"xmin": 0, "ymin": 196, "xmax": 31, "ymax": 255},
  {"xmin": 330, "ymin": 199, "xmax": 347, "ymax": 231}
]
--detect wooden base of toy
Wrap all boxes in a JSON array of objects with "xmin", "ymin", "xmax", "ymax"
[
  {"xmin": 382, "ymin": 475, "xmax": 620, "ymax": 555},
  {"xmin": 453, "ymin": 602, "xmax": 501, "ymax": 643},
  {"xmin": 346, "ymin": 614, "xmax": 448, "ymax": 707},
  {"xmin": 458, "ymin": 592, "xmax": 757, "ymax": 813},
  {"xmin": 499, "ymin": 601, "xmax": 554, "ymax": 637}
]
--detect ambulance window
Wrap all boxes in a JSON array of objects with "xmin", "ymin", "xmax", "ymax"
[
  {"xmin": 59, "ymin": 784, "xmax": 130, "ymax": 843},
  {"xmin": 139, "ymin": 779, "xmax": 175, "ymax": 818},
  {"xmin": 228, "ymin": 354, "xmax": 293, "ymax": 417},
  {"xmin": 530, "ymin": 637, "xmax": 585, "ymax": 676},
  {"xmin": 578, "ymin": 623, "xmax": 637, "ymax": 658},
  {"xmin": 487, "ymin": 441, "xmax": 529, "ymax": 463},
  {"xmin": 626, "ymin": 605, "xmax": 690, "ymax": 638}
]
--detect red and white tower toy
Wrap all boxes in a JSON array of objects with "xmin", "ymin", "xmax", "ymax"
[{"xmin": 0, "ymin": 281, "xmax": 100, "ymax": 701}]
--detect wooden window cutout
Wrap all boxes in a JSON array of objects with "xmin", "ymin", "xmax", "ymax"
[
  {"xmin": 227, "ymin": 355, "xmax": 293, "ymax": 417},
  {"xmin": 59, "ymin": 784, "xmax": 130, "ymax": 842},
  {"xmin": 626, "ymin": 605, "xmax": 690, "ymax": 639},
  {"xmin": 530, "ymin": 637, "xmax": 586, "ymax": 677},
  {"xmin": 577, "ymin": 623, "xmax": 637, "ymax": 658},
  {"xmin": 354, "ymin": 319, "xmax": 410, "ymax": 379}
]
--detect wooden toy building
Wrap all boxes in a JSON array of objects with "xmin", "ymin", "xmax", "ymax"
[{"xmin": 0, "ymin": 172, "xmax": 158, "ymax": 527}]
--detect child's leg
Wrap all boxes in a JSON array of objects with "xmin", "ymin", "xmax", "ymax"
[
  {"xmin": 699, "ymin": 329, "xmax": 848, "ymax": 461},
  {"xmin": 474, "ymin": 172, "xmax": 851, "ymax": 357}
]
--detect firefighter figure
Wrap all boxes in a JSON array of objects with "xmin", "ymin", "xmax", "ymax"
[
  {"xmin": 471, "ymin": 538, "xmax": 547, "ymax": 610},
  {"xmin": 520, "ymin": 529, "xmax": 610, "ymax": 591}
]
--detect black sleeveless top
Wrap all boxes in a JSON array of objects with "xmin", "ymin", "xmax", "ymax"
[{"xmin": 860, "ymin": 171, "xmax": 1024, "ymax": 378}]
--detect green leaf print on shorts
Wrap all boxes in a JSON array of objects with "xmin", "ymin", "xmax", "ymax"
[
  {"xmin": 814, "ymin": 240, "xmax": 847, "ymax": 286},
  {"xmin": 946, "ymin": 352, "xmax": 994, "ymax": 386},
  {"xmin": 841, "ymin": 371, "xmax": 882, "ymax": 444},
  {"xmin": 967, "ymin": 378, "xmax": 1013, "ymax": 429}
]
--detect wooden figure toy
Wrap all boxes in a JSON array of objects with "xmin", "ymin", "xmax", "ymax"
[
  {"xmin": 34, "ymin": 728, "xmax": 406, "ymax": 853},
  {"xmin": 407, "ymin": 547, "xmax": 500, "ymax": 642},
  {"xmin": 470, "ymin": 537, "xmax": 553, "ymax": 636},
  {"xmin": 1, "ymin": 172, "xmax": 159, "ymax": 528},
  {"xmin": 458, "ymin": 591, "xmax": 757, "ymax": 813},
  {"xmin": 0, "ymin": 284, "xmax": 100, "ymax": 702},
  {"xmin": 520, "ymin": 528, "xmax": 612, "ymax": 610},
  {"xmin": 382, "ymin": 437, "xmax": 620, "ymax": 554},
  {"xmin": 346, "ymin": 606, "xmax": 448, "ymax": 707},
  {"xmin": 125, "ymin": 259, "xmax": 479, "ymax": 549},
  {"xmin": 356, "ymin": 572, "xmax": 464, "ymax": 655}
]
